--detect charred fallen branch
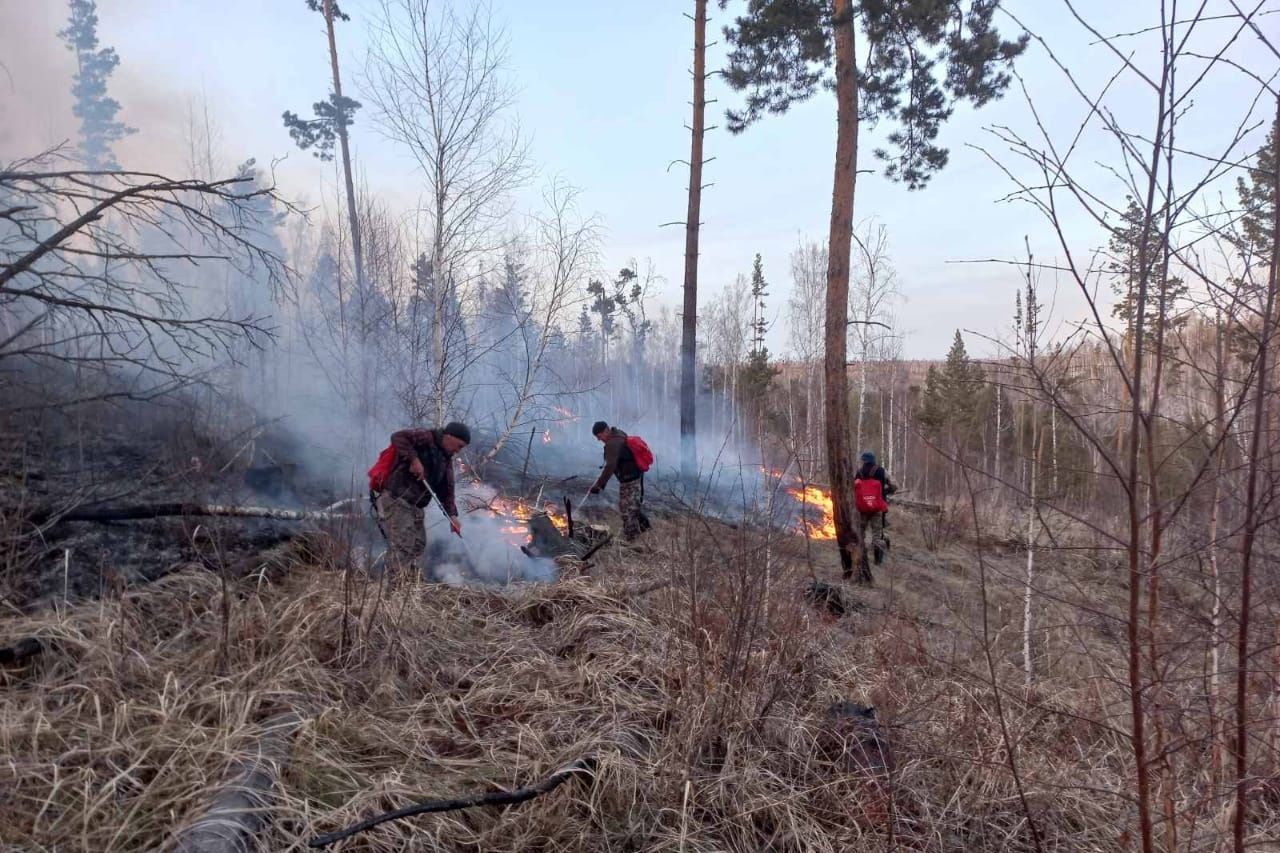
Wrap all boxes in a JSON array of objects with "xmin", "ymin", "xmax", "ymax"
[
  {"xmin": 522, "ymin": 510, "xmax": 610, "ymax": 560},
  {"xmin": 28, "ymin": 503, "xmax": 363, "ymax": 527},
  {"xmin": 309, "ymin": 757, "xmax": 596, "ymax": 848},
  {"xmin": 0, "ymin": 637, "xmax": 43, "ymax": 665},
  {"xmin": 163, "ymin": 712, "xmax": 303, "ymax": 853}
]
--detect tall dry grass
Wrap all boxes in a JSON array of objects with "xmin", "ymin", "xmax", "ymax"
[{"xmin": 0, "ymin": 514, "xmax": 1274, "ymax": 852}]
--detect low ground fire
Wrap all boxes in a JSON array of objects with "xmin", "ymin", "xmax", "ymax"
[
  {"xmin": 762, "ymin": 467, "xmax": 838, "ymax": 540},
  {"xmin": 787, "ymin": 484, "xmax": 837, "ymax": 540},
  {"xmin": 482, "ymin": 494, "xmax": 570, "ymax": 545}
]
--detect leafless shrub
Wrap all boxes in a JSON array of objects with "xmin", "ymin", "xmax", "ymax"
[{"xmin": 0, "ymin": 147, "xmax": 294, "ymax": 406}]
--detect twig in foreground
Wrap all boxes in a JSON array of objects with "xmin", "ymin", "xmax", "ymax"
[{"xmin": 308, "ymin": 757, "xmax": 597, "ymax": 848}]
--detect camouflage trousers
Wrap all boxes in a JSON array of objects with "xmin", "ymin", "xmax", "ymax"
[
  {"xmin": 379, "ymin": 493, "xmax": 425, "ymax": 582},
  {"xmin": 858, "ymin": 511, "xmax": 887, "ymax": 562},
  {"xmin": 618, "ymin": 478, "xmax": 650, "ymax": 541}
]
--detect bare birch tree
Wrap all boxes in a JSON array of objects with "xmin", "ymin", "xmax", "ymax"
[
  {"xmin": 788, "ymin": 237, "xmax": 826, "ymax": 471},
  {"xmin": 482, "ymin": 179, "xmax": 600, "ymax": 459},
  {"xmin": 849, "ymin": 219, "xmax": 897, "ymax": 452},
  {"xmin": 363, "ymin": 0, "xmax": 531, "ymax": 420}
]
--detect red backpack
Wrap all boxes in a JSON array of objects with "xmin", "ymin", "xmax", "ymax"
[
  {"xmin": 625, "ymin": 435, "xmax": 654, "ymax": 472},
  {"xmin": 367, "ymin": 444, "xmax": 397, "ymax": 493},
  {"xmin": 853, "ymin": 468, "xmax": 888, "ymax": 514}
]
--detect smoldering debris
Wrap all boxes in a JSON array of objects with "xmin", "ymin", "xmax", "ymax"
[
  {"xmin": 803, "ymin": 580, "xmax": 864, "ymax": 619},
  {"xmin": 421, "ymin": 482, "xmax": 561, "ymax": 586}
]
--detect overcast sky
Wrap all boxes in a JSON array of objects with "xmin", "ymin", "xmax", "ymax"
[{"xmin": 2, "ymin": 0, "xmax": 1274, "ymax": 359}]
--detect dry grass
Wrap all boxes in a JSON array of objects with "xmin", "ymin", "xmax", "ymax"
[{"xmin": 0, "ymin": 515, "xmax": 1275, "ymax": 852}]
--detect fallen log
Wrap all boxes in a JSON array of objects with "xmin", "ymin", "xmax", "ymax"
[
  {"xmin": 890, "ymin": 498, "xmax": 942, "ymax": 515},
  {"xmin": 31, "ymin": 503, "xmax": 362, "ymax": 526},
  {"xmin": 161, "ymin": 712, "xmax": 303, "ymax": 853},
  {"xmin": 0, "ymin": 637, "xmax": 43, "ymax": 665},
  {"xmin": 309, "ymin": 757, "xmax": 596, "ymax": 848}
]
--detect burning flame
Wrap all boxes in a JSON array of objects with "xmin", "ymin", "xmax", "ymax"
[
  {"xmin": 547, "ymin": 510, "xmax": 570, "ymax": 534},
  {"xmin": 759, "ymin": 466, "xmax": 837, "ymax": 539},
  {"xmin": 542, "ymin": 428, "xmax": 552, "ymax": 444},
  {"xmin": 787, "ymin": 484, "xmax": 837, "ymax": 540},
  {"xmin": 486, "ymin": 495, "xmax": 570, "ymax": 544}
]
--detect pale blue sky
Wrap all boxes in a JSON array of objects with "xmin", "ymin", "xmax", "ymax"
[{"xmin": 2, "ymin": 0, "xmax": 1274, "ymax": 358}]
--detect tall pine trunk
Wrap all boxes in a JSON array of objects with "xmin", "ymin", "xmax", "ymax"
[
  {"xmin": 324, "ymin": 0, "xmax": 362, "ymax": 346},
  {"xmin": 824, "ymin": 0, "xmax": 862, "ymax": 581},
  {"xmin": 680, "ymin": 0, "xmax": 708, "ymax": 481}
]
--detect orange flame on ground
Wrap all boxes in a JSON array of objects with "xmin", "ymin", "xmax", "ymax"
[
  {"xmin": 787, "ymin": 484, "xmax": 838, "ymax": 540},
  {"xmin": 542, "ymin": 429, "xmax": 552, "ymax": 444},
  {"xmin": 487, "ymin": 495, "xmax": 570, "ymax": 544},
  {"xmin": 759, "ymin": 466, "xmax": 837, "ymax": 539}
]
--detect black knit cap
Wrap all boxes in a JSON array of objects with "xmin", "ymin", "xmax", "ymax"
[
  {"xmin": 442, "ymin": 422, "xmax": 471, "ymax": 444},
  {"xmin": 591, "ymin": 420, "xmax": 609, "ymax": 436}
]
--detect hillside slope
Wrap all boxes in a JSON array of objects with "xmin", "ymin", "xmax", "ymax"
[{"xmin": 0, "ymin": 510, "xmax": 1274, "ymax": 852}]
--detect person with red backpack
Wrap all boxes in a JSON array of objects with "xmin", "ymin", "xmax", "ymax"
[
  {"xmin": 588, "ymin": 420, "xmax": 652, "ymax": 541},
  {"xmin": 852, "ymin": 450, "xmax": 897, "ymax": 580},
  {"xmin": 369, "ymin": 422, "xmax": 470, "ymax": 581}
]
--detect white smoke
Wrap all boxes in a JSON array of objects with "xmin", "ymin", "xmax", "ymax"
[{"xmin": 424, "ymin": 481, "xmax": 557, "ymax": 586}]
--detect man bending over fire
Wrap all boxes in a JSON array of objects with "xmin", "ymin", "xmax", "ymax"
[
  {"xmin": 589, "ymin": 420, "xmax": 651, "ymax": 541},
  {"xmin": 380, "ymin": 422, "xmax": 470, "ymax": 580}
]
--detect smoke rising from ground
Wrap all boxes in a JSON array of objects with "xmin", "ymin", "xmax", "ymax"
[{"xmin": 1, "ymin": 0, "xmax": 823, "ymax": 592}]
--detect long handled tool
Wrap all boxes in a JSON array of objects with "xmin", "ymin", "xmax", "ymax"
[{"xmin": 419, "ymin": 476, "xmax": 464, "ymax": 540}]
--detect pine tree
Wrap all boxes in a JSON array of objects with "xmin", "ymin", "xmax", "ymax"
[
  {"xmin": 680, "ymin": 0, "xmax": 710, "ymax": 481},
  {"xmin": 749, "ymin": 253, "xmax": 769, "ymax": 355},
  {"xmin": 1107, "ymin": 197, "xmax": 1188, "ymax": 347},
  {"xmin": 282, "ymin": 0, "xmax": 365, "ymax": 337},
  {"xmin": 718, "ymin": 0, "xmax": 1025, "ymax": 581},
  {"xmin": 941, "ymin": 330, "xmax": 987, "ymax": 430},
  {"xmin": 59, "ymin": 0, "xmax": 135, "ymax": 170},
  {"xmin": 612, "ymin": 267, "xmax": 653, "ymax": 362},
  {"xmin": 917, "ymin": 364, "xmax": 947, "ymax": 436},
  {"xmin": 478, "ymin": 253, "xmax": 532, "ymax": 353},
  {"xmin": 281, "ymin": 2, "xmax": 362, "ymax": 163},
  {"xmin": 577, "ymin": 306, "xmax": 595, "ymax": 354},
  {"xmin": 1237, "ymin": 118, "xmax": 1278, "ymax": 271},
  {"xmin": 918, "ymin": 330, "xmax": 986, "ymax": 445},
  {"xmin": 586, "ymin": 279, "xmax": 618, "ymax": 363}
]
